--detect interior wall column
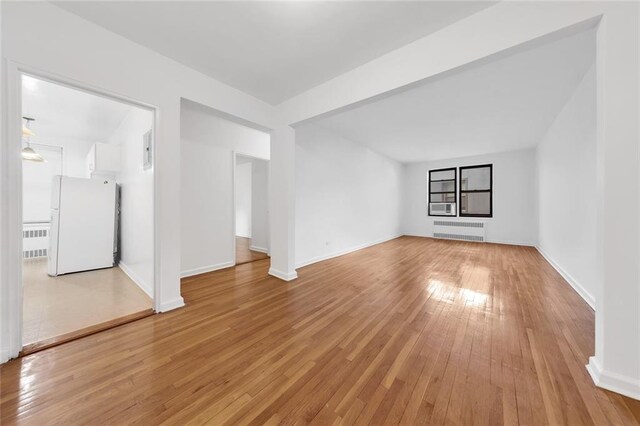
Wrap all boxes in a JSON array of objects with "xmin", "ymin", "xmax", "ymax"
[
  {"xmin": 155, "ymin": 99, "xmax": 184, "ymax": 311},
  {"xmin": 588, "ymin": 3, "xmax": 640, "ymax": 400},
  {"xmin": 268, "ymin": 124, "xmax": 297, "ymax": 281}
]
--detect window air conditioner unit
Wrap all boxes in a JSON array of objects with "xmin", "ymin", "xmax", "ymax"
[{"xmin": 429, "ymin": 203, "xmax": 456, "ymax": 216}]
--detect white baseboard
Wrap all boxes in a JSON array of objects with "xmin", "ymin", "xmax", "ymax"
[
  {"xmin": 157, "ymin": 297, "xmax": 185, "ymax": 313},
  {"xmin": 249, "ymin": 245, "xmax": 269, "ymax": 254},
  {"xmin": 535, "ymin": 246, "xmax": 595, "ymax": 310},
  {"xmin": 0, "ymin": 349, "xmax": 9, "ymax": 364},
  {"xmin": 587, "ymin": 356, "xmax": 640, "ymax": 400},
  {"xmin": 118, "ymin": 262, "xmax": 153, "ymax": 299},
  {"xmin": 295, "ymin": 234, "xmax": 402, "ymax": 269},
  {"xmin": 268, "ymin": 268, "xmax": 298, "ymax": 281},
  {"xmin": 486, "ymin": 239, "xmax": 535, "ymax": 247},
  {"xmin": 180, "ymin": 261, "xmax": 235, "ymax": 278}
]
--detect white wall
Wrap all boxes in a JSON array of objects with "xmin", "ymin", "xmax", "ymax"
[
  {"xmin": 47, "ymin": 137, "xmax": 95, "ymax": 178},
  {"xmin": 250, "ymin": 158, "xmax": 269, "ymax": 252},
  {"xmin": 295, "ymin": 124, "xmax": 403, "ymax": 268},
  {"xmin": 181, "ymin": 100, "xmax": 270, "ymax": 277},
  {"xmin": 235, "ymin": 160, "xmax": 252, "ymax": 238},
  {"xmin": 402, "ymin": 148, "xmax": 537, "ymax": 246},
  {"xmin": 109, "ymin": 107, "xmax": 154, "ymax": 297},
  {"xmin": 0, "ymin": 0, "xmax": 7, "ymax": 364},
  {"xmin": 537, "ymin": 64, "xmax": 596, "ymax": 307},
  {"xmin": 22, "ymin": 144, "xmax": 62, "ymax": 223}
]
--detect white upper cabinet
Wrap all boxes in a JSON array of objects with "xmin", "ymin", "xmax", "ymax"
[{"xmin": 87, "ymin": 143, "xmax": 121, "ymax": 178}]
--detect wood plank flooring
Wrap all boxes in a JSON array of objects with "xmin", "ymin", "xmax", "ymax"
[
  {"xmin": 1, "ymin": 236, "xmax": 639, "ymax": 424},
  {"xmin": 236, "ymin": 236, "xmax": 269, "ymax": 265}
]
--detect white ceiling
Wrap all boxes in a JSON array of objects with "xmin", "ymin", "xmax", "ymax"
[
  {"xmin": 52, "ymin": 1, "xmax": 495, "ymax": 105},
  {"xmin": 22, "ymin": 75, "xmax": 134, "ymax": 142},
  {"xmin": 313, "ymin": 28, "xmax": 596, "ymax": 163}
]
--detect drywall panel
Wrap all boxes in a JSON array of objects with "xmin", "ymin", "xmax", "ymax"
[
  {"xmin": 295, "ymin": 124, "xmax": 402, "ymax": 267},
  {"xmin": 251, "ymin": 158, "xmax": 269, "ymax": 252},
  {"xmin": 235, "ymin": 161, "xmax": 252, "ymax": 238},
  {"xmin": 537, "ymin": 64, "xmax": 596, "ymax": 307},
  {"xmin": 109, "ymin": 107, "xmax": 155, "ymax": 297}
]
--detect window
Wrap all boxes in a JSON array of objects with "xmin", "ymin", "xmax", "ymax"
[
  {"xmin": 428, "ymin": 168, "xmax": 456, "ymax": 216},
  {"xmin": 459, "ymin": 164, "xmax": 492, "ymax": 217}
]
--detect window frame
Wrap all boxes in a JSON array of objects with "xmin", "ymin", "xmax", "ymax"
[
  {"xmin": 428, "ymin": 167, "xmax": 457, "ymax": 217},
  {"xmin": 459, "ymin": 164, "xmax": 493, "ymax": 218}
]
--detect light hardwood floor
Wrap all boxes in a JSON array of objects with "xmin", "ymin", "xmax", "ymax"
[
  {"xmin": 236, "ymin": 236, "xmax": 269, "ymax": 265},
  {"xmin": 1, "ymin": 237, "xmax": 639, "ymax": 424}
]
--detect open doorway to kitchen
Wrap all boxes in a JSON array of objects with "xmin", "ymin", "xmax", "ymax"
[{"xmin": 20, "ymin": 74, "xmax": 155, "ymax": 354}]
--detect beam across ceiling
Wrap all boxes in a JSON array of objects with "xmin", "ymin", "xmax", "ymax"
[{"xmin": 278, "ymin": 2, "xmax": 603, "ymax": 127}]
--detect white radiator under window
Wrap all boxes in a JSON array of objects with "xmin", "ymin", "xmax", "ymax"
[
  {"xmin": 23, "ymin": 222, "xmax": 50, "ymax": 259},
  {"xmin": 433, "ymin": 220, "xmax": 485, "ymax": 242}
]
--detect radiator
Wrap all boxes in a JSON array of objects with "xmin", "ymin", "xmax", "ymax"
[
  {"xmin": 433, "ymin": 220, "xmax": 485, "ymax": 242},
  {"xmin": 23, "ymin": 222, "xmax": 50, "ymax": 259}
]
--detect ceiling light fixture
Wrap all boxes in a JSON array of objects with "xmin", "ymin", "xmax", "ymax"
[
  {"xmin": 21, "ymin": 117, "xmax": 45, "ymax": 162},
  {"xmin": 22, "ymin": 124, "xmax": 35, "ymax": 137}
]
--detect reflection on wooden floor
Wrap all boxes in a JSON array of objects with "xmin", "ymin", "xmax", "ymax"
[
  {"xmin": 236, "ymin": 236, "xmax": 269, "ymax": 265},
  {"xmin": 2, "ymin": 237, "xmax": 640, "ymax": 424},
  {"xmin": 22, "ymin": 258, "xmax": 152, "ymax": 347}
]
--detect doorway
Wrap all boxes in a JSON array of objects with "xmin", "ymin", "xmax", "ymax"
[
  {"xmin": 20, "ymin": 74, "xmax": 155, "ymax": 353},
  {"xmin": 234, "ymin": 153, "xmax": 270, "ymax": 265}
]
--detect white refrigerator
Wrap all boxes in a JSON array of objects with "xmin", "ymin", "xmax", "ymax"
[{"xmin": 48, "ymin": 176, "xmax": 118, "ymax": 276}]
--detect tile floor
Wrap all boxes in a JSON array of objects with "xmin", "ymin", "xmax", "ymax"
[{"xmin": 22, "ymin": 258, "xmax": 153, "ymax": 345}]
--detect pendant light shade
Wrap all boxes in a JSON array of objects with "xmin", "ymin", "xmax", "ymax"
[
  {"xmin": 22, "ymin": 125, "xmax": 35, "ymax": 137},
  {"xmin": 21, "ymin": 117, "xmax": 46, "ymax": 163},
  {"xmin": 21, "ymin": 146, "xmax": 46, "ymax": 162}
]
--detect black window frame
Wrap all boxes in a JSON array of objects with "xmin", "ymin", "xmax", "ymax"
[
  {"xmin": 459, "ymin": 164, "xmax": 493, "ymax": 218},
  {"xmin": 428, "ymin": 167, "xmax": 457, "ymax": 217}
]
